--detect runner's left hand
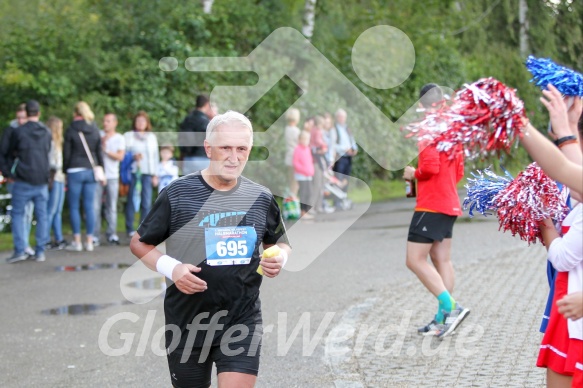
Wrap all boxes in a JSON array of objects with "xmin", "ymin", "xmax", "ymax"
[
  {"xmin": 403, "ymin": 166, "xmax": 415, "ymax": 180},
  {"xmin": 260, "ymin": 254, "xmax": 283, "ymax": 278}
]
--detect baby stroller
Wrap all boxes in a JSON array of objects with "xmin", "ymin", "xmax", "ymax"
[
  {"xmin": 0, "ymin": 173, "xmax": 12, "ymax": 233},
  {"xmin": 322, "ymin": 168, "xmax": 352, "ymax": 211}
]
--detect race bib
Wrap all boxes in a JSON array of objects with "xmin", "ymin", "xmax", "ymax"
[{"xmin": 205, "ymin": 226, "xmax": 257, "ymax": 266}]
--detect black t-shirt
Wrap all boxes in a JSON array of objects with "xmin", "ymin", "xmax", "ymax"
[{"xmin": 138, "ymin": 172, "xmax": 289, "ymax": 349}]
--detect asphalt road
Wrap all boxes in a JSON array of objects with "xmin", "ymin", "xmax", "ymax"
[{"xmin": 0, "ymin": 196, "xmax": 542, "ymax": 387}]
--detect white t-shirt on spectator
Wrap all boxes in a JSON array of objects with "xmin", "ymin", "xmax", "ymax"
[{"xmin": 102, "ymin": 132, "xmax": 126, "ymax": 180}]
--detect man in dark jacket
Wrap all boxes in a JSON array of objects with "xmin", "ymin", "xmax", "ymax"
[
  {"xmin": 0, "ymin": 103, "xmax": 36, "ymax": 256},
  {"xmin": 179, "ymin": 94, "xmax": 214, "ymax": 175},
  {"xmin": 0, "ymin": 100, "xmax": 52, "ymax": 263},
  {"xmin": 0, "ymin": 103, "xmax": 28, "ymax": 163}
]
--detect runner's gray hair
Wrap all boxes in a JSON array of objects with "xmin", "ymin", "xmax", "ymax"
[{"xmin": 206, "ymin": 110, "xmax": 253, "ymax": 145}]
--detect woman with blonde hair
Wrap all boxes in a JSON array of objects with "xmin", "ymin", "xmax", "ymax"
[
  {"xmin": 46, "ymin": 117, "xmax": 67, "ymax": 250},
  {"xmin": 63, "ymin": 101, "xmax": 104, "ymax": 251},
  {"xmin": 124, "ymin": 110, "xmax": 159, "ymax": 236}
]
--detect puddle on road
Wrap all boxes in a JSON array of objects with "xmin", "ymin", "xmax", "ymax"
[
  {"xmin": 125, "ymin": 277, "xmax": 167, "ymax": 290},
  {"xmin": 55, "ymin": 263, "xmax": 132, "ymax": 272},
  {"xmin": 41, "ymin": 301, "xmax": 134, "ymax": 316},
  {"xmin": 41, "ymin": 302, "xmax": 130, "ymax": 316},
  {"xmin": 42, "ymin": 277, "xmax": 167, "ymax": 315}
]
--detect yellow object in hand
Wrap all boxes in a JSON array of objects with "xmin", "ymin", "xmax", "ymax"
[{"xmin": 257, "ymin": 245, "xmax": 280, "ymax": 276}]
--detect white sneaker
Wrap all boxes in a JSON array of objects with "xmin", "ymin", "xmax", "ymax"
[
  {"xmin": 25, "ymin": 246, "xmax": 35, "ymax": 256},
  {"xmin": 65, "ymin": 242, "xmax": 83, "ymax": 252},
  {"xmin": 85, "ymin": 242, "xmax": 94, "ymax": 252}
]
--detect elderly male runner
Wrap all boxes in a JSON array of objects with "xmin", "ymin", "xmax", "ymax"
[{"xmin": 130, "ymin": 111, "xmax": 291, "ymax": 388}]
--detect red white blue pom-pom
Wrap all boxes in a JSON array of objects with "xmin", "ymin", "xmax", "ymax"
[
  {"xmin": 493, "ymin": 163, "xmax": 569, "ymax": 245},
  {"xmin": 526, "ymin": 56, "xmax": 583, "ymax": 97},
  {"xmin": 404, "ymin": 78, "xmax": 527, "ymax": 160},
  {"xmin": 463, "ymin": 167, "xmax": 513, "ymax": 217}
]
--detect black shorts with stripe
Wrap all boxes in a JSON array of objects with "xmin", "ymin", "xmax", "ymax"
[
  {"xmin": 407, "ymin": 211, "xmax": 457, "ymax": 243},
  {"xmin": 167, "ymin": 313, "xmax": 263, "ymax": 388}
]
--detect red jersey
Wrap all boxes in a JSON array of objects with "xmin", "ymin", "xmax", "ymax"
[{"xmin": 414, "ymin": 143, "xmax": 464, "ymax": 216}]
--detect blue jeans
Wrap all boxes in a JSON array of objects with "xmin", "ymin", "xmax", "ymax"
[
  {"xmin": 67, "ymin": 170, "xmax": 97, "ymax": 236},
  {"xmin": 47, "ymin": 181, "xmax": 65, "ymax": 242},
  {"xmin": 182, "ymin": 156, "xmax": 210, "ymax": 175},
  {"xmin": 7, "ymin": 182, "xmax": 33, "ymax": 247},
  {"xmin": 94, "ymin": 178, "xmax": 119, "ymax": 238},
  {"xmin": 125, "ymin": 173, "xmax": 153, "ymax": 233},
  {"xmin": 11, "ymin": 181, "xmax": 48, "ymax": 255}
]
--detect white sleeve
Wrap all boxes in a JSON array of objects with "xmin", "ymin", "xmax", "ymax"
[
  {"xmin": 548, "ymin": 211, "xmax": 583, "ymax": 272},
  {"xmin": 124, "ymin": 132, "xmax": 132, "ymax": 152},
  {"xmin": 285, "ymin": 127, "xmax": 299, "ymax": 148},
  {"xmin": 351, "ymin": 134, "xmax": 358, "ymax": 151},
  {"xmin": 49, "ymin": 141, "xmax": 57, "ymax": 170},
  {"xmin": 151, "ymin": 134, "xmax": 159, "ymax": 175},
  {"xmin": 118, "ymin": 135, "xmax": 126, "ymax": 151}
]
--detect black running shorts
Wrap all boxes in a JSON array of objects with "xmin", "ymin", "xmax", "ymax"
[
  {"xmin": 167, "ymin": 319, "xmax": 262, "ymax": 388},
  {"xmin": 407, "ymin": 211, "xmax": 457, "ymax": 243}
]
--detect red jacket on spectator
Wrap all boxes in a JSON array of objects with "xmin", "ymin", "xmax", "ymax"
[{"xmin": 414, "ymin": 142, "xmax": 464, "ymax": 216}]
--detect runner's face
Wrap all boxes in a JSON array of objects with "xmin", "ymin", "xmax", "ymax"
[{"xmin": 205, "ymin": 125, "xmax": 252, "ymax": 182}]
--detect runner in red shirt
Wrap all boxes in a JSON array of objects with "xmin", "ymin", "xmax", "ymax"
[{"xmin": 403, "ymin": 84, "xmax": 470, "ymax": 338}]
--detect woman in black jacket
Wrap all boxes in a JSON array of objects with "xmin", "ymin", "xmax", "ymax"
[{"xmin": 63, "ymin": 101, "xmax": 104, "ymax": 251}]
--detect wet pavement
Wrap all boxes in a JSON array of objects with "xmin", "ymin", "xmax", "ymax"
[
  {"xmin": 55, "ymin": 263, "xmax": 132, "ymax": 272},
  {"xmin": 0, "ymin": 197, "xmax": 550, "ymax": 387}
]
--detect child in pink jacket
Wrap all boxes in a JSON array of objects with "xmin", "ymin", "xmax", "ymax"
[{"xmin": 293, "ymin": 130, "xmax": 315, "ymax": 219}]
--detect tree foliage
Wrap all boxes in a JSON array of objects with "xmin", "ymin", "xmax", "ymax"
[{"xmin": 0, "ymin": 0, "xmax": 581, "ymax": 185}]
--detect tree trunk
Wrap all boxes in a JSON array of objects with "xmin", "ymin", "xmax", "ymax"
[
  {"xmin": 302, "ymin": 0, "xmax": 317, "ymax": 40},
  {"xmin": 519, "ymin": 0, "xmax": 529, "ymax": 58},
  {"xmin": 298, "ymin": 0, "xmax": 317, "ymax": 99},
  {"xmin": 201, "ymin": 0, "xmax": 214, "ymax": 14}
]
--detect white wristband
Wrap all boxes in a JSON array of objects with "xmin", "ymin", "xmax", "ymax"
[
  {"xmin": 280, "ymin": 249, "xmax": 288, "ymax": 268},
  {"xmin": 156, "ymin": 255, "xmax": 182, "ymax": 280}
]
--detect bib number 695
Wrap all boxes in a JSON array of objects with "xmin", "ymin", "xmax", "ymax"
[{"xmin": 216, "ymin": 240, "xmax": 248, "ymax": 257}]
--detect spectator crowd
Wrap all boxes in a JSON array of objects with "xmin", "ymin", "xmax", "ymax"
[
  {"xmin": 0, "ymin": 95, "xmax": 357, "ymax": 262},
  {"xmin": 285, "ymin": 107, "xmax": 358, "ymax": 219}
]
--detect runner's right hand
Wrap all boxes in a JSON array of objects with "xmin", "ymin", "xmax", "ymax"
[{"xmin": 172, "ymin": 264, "xmax": 208, "ymax": 294}]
